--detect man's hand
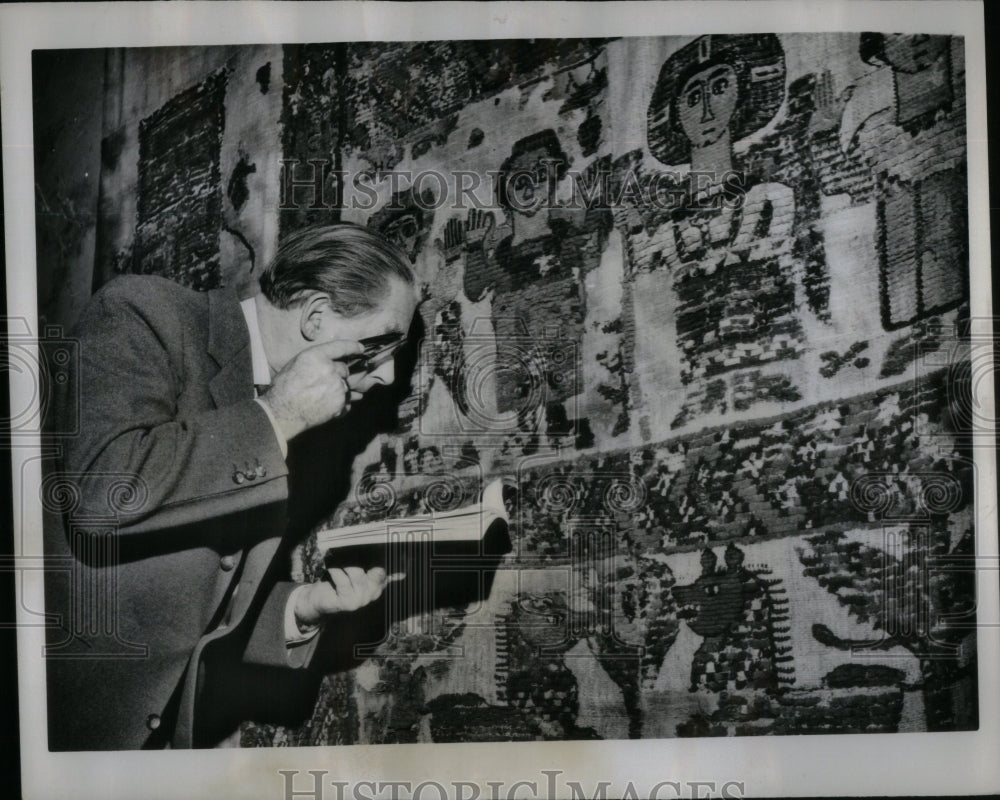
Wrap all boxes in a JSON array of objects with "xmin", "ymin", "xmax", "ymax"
[
  {"xmin": 294, "ymin": 567, "xmax": 405, "ymax": 630},
  {"xmin": 258, "ymin": 339, "xmax": 364, "ymax": 441}
]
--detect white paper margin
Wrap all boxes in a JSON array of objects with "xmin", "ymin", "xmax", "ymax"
[{"xmin": 3, "ymin": 2, "xmax": 995, "ymax": 798}]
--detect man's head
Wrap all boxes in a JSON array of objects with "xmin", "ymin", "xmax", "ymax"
[{"xmin": 257, "ymin": 223, "xmax": 417, "ymax": 393}]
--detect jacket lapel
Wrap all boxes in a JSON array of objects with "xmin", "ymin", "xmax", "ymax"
[
  {"xmin": 175, "ymin": 291, "xmax": 282, "ymax": 748},
  {"xmin": 206, "ymin": 288, "xmax": 254, "ymax": 408}
]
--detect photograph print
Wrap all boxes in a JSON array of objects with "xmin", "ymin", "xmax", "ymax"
[{"xmin": 28, "ymin": 24, "xmax": 984, "ymax": 757}]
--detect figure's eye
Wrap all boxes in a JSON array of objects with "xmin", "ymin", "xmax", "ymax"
[
  {"xmin": 712, "ymin": 76, "xmax": 729, "ymax": 95},
  {"xmin": 686, "ymin": 88, "xmax": 701, "ymax": 108}
]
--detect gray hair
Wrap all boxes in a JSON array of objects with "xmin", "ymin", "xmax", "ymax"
[{"xmin": 259, "ymin": 223, "xmax": 414, "ymax": 315}]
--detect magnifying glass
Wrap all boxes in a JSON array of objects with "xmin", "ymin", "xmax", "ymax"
[{"xmin": 344, "ymin": 331, "xmax": 406, "ymax": 376}]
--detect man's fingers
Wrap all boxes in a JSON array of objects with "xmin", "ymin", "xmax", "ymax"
[
  {"xmin": 329, "ymin": 361, "xmax": 350, "ymax": 379},
  {"xmin": 325, "ymin": 568, "xmax": 354, "ymax": 596},
  {"xmin": 332, "ymin": 375, "xmax": 352, "ymax": 416},
  {"xmin": 364, "ymin": 567, "xmax": 404, "ymax": 602},
  {"xmin": 320, "ymin": 566, "xmax": 406, "ymax": 614},
  {"xmin": 361, "ymin": 568, "xmax": 384, "ymax": 603},
  {"xmin": 343, "ymin": 566, "xmax": 366, "ymax": 587},
  {"xmin": 311, "ymin": 339, "xmax": 364, "ymax": 360}
]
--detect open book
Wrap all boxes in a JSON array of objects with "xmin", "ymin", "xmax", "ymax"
[
  {"xmin": 319, "ymin": 479, "xmax": 513, "ymax": 622},
  {"xmin": 317, "ymin": 478, "xmax": 510, "ymax": 553}
]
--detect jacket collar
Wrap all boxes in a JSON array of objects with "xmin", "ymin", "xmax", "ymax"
[{"xmin": 206, "ymin": 287, "xmax": 254, "ymax": 408}]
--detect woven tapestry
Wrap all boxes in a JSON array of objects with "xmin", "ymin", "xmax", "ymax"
[{"xmin": 238, "ymin": 32, "xmax": 976, "ymax": 744}]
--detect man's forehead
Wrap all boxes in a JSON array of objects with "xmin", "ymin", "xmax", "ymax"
[{"xmin": 365, "ymin": 280, "xmax": 417, "ymax": 329}]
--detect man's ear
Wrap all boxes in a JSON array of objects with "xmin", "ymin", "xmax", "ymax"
[{"xmin": 299, "ymin": 292, "xmax": 334, "ymax": 341}]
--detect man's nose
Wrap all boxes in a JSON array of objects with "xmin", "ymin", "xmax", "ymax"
[{"xmin": 369, "ymin": 359, "xmax": 395, "ymax": 386}]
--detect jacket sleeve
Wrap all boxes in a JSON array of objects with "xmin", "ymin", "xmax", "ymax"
[
  {"xmin": 60, "ymin": 279, "xmax": 290, "ymax": 534},
  {"xmin": 242, "ymin": 580, "xmax": 321, "ymax": 669}
]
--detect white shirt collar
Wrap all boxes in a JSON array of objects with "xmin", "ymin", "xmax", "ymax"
[{"xmin": 239, "ymin": 297, "xmax": 272, "ymax": 386}]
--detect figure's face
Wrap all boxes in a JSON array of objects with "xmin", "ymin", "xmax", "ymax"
[
  {"xmin": 505, "ymin": 146, "xmax": 555, "ymax": 217},
  {"xmin": 306, "ymin": 276, "xmax": 418, "ymax": 395},
  {"xmin": 677, "ymin": 64, "xmax": 738, "ymax": 149},
  {"xmin": 881, "ymin": 34, "xmax": 948, "ymax": 74},
  {"xmin": 382, "ymin": 212, "xmax": 422, "ymax": 263}
]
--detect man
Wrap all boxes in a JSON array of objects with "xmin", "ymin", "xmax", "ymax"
[{"xmin": 43, "ymin": 223, "xmax": 418, "ymax": 749}]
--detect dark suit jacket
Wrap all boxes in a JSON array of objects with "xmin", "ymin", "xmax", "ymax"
[{"xmin": 43, "ymin": 274, "xmax": 348, "ymax": 750}]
